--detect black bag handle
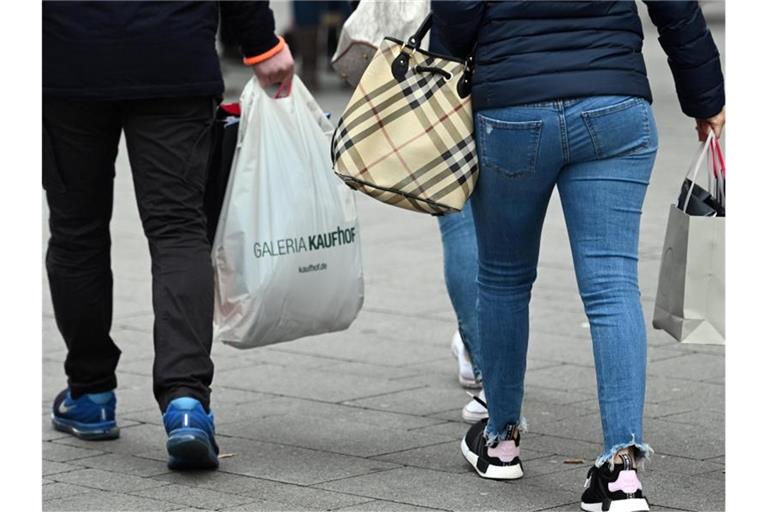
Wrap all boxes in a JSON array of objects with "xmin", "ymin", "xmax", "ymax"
[
  {"xmin": 390, "ymin": 13, "xmax": 473, "ymax": 98},
  {"xmin": 405, "ymin": 14, "xmax": 433, "ymax": 50}
]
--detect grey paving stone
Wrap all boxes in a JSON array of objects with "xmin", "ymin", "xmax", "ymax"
[
  {"xmin": 317, "ymin": 467, "xmax": 574, "ymax": 511},
  {"xmin": 519, "ymin": 457, "xmax": 591, "ymax": 479},
  {"xmin": 647, "ymin": 353, "xmax": 724, "ymax": 383},
  {"xmin": 44, "ymin": 489, "xmax": 180, "ymax": 511},
  {"xmin": 640, "ymin": 472, "xmax": 725, "ymax": 511},
  {"xmin": 133, "ymin": 483, "xmax": 255, "ymax": 510},
  {"xmin": 333, "ymin": 500, "xmax": 446, "ymax": 511},
  {"xmin": 218, "ymin": 500, "xmax": 325, "ymax": 512},
  {"xmin": 77, "ymin": 453, "xmax": 171, "ymax": 477},
  {"xmin": 658, "ymin": 408, "xmax": 724, "ymax": 429},
  {"xmin": 43, "ymin": 460, "xmax": 85, "ymax": 477},
  {"xmin": 214, "ymin": 363, "xmax": 422, "ymax": 404},
  {"xmin": 43, "ymin": 441, "xmax": 105, "ymax": 463},
  {"xmin": 521, "ymin": 435, "xmax": 604, "ymax": 463},
  {"xmin": 54, "ymin": 468, "xmax": 170, "ymax": 493},
  {"xmin": 219, "ymin": 410, "xmax": 452, "ymax": 458},
  {"xmin": 644, "ymin": 418, "xmax": 724, "ymax": 459},
  {"xmin": 694, "ymin": 468, "xmax": 725, "ymax": 482},
  {"xmin": 524, "ymin": 364, "xmax": 598, "ymax": 395},
  {"xmin": 274, "ymin": 329, "xmax": 450, "ymax": 368},
  {"xmin": 645, "ymin": 454, "xmax": 724, "ymax": 476},
  {"xmin": 42, "ymin": 482, "xmax": 94, "ymax": 501},
  {"xmin": 194, "ymin": 436, "xmax": 401, "ymax": 486},
  {"xmin": 532, "ymin": 503, "xmax": 581, "ymax": 511},
  {"xmin": 344, "ymin": 387, "xmax": 475, "ymax": 417},
  {"xmin": 316, "ymin": 360, "xmax": 427, "ymax": 380},
  {"xmin": 152, "ymin": 471, "xmax": 370, "ymax": 510},
  {"xmin": 644, "ymin": 377, "xmax": 723, "ymax": 410},
  {"xmin": 214, "ymin": 395, "xmax": 444, "ymax": 431}
]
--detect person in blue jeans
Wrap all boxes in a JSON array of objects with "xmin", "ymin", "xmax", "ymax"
[{"xmin": 432, "ymin": 2, "xmax": 725, "ymax": 511}]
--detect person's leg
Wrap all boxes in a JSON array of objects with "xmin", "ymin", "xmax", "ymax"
[
  {"xmin": 44, "ymin": 98, "xmax": 122, "ymax": 397},
  {"xmin": 461, "ymin": 103, "xmax": 564, "ymax": 479},
  {"xmin": 437, "ymin": 201, "xmax": 481, "ymax": 379},
  {"xmin": 557, "ymin": 96, "xmax": 659, "ymax": 468},
  {"xmin": 470, "ymin": 104, "xmax": 565, "ymax": 440},
  {"xmin": 120, "ymin": 97, "xmax": 217, "ymax": 413}
]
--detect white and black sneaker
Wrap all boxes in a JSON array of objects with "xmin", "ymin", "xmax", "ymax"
[
  {"xmin": 460, "ymin": 417, "xmax": 523, "ymax": 480},
  {"xmin": 462, "ymin": 389, "xmax": 489, "ymax": 423},
  {"xmin": 581, "ymin": 453, "xmax": 649, "ymax": 512}
]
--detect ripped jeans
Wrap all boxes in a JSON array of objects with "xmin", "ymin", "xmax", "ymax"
[{"xmin": 471, "ymin": 96, "xmax": 658, "ymax": 466}]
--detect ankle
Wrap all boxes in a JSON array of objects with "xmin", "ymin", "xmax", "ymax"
[{"xmin": 612, "ymin": 447, "xmax": 636, "ymax": 468}]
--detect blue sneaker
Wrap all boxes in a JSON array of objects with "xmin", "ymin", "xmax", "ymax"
[
  {"xmin": 163, "ymin": 397, "xmax": 219, "ymax": 470},
  {"xmin": 51, "ymin": 389, "xmax": 119, "ymax": 440}
]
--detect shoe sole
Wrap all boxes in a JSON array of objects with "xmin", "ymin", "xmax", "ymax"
[
  {"xmin": 460, "ymin": 438, "xmax": 523, "ymax": 480},
  {"xmin": 451, "ymin": 343, "xmax": 483, "ymax": 389},
  {"xmin": 461, "ymin": 408, "xmax": 489, "ymax": 423},
  {"xmin": 167, "ymin": 428, "xmax": 219, "ymax": 470},
  {"xmin": 51, "ymin": 416, "xmax": 120, "ymax": 441},
  {"xmin": 580, "ymin": 499, "xmax": 649, "ymax": 512}
]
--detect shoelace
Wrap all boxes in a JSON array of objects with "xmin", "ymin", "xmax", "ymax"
[{"xmin": 466, "ymin": 391, "xmax": 487, "ymax": 409}]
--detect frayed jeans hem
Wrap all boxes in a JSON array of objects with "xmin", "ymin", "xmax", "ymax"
[
  {"xmin": 595, "ymin": 435, "xmax": 653, "ymax": 469},
  {"xmin": 483, "ymin": 416, "xmax": 528, "ymax": 445}
]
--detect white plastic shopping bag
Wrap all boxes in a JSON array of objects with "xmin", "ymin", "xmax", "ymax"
[{"xmin": 212, "ymin": 77, "xmax": 364, "ymax": 348}]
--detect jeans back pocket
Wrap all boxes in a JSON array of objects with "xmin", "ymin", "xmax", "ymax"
[
  {"xmin": 476, "ymin": 113, "xmax": 543, "ymax": 179},
  {"xmin": 581, "ymin": 97, "xmax": 651, "ymax": 160}
]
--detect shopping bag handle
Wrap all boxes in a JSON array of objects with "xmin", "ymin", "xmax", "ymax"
[
  {"xmin": 711, "ymin": 137, "xmax": 725, "ymax": 178},
  {"xmin": 682, "ymin": 130, "xmax": 716, "ymax": 212},
  {"xmin": 273, "ymin": 79, "xmax": 293, "ymax": 99}
]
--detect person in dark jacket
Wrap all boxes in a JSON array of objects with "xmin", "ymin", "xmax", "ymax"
[
  {"xmin": 43, "ymin": 1, "xmax": 293, "ymax": 471},
  {"xmin": 431, "ymin": 2, "xmax": 724, "ymax": 510}
]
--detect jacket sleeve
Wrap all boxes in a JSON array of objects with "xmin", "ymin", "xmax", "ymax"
[
  {"xmin": 430, "ymin": 1, "xmax": 486, "ymax": 59},
  {"xmin": 219, "ymin": 1, "xmax": 281, "ymax": 59},
  {"xmin": 643, "ymin": 0, "xmax": 724, "ymax": 119}
]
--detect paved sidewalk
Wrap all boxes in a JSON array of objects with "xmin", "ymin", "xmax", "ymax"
[{"xmin": 42, "ymin": 13, "xmax": 725, "ymax": 512}]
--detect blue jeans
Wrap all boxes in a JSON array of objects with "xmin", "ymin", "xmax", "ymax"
[
  {"xmin": 438, "ymin": 202, "xmax": 481, "ymax": 378},
  {"xmin": 472, "ymin": 96, "xmax": 658, "ymax": 465}
]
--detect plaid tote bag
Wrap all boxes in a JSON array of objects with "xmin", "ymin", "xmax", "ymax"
[{"xmin": 331, "ymin": 14, "xmax": 477, "ymax": 215}]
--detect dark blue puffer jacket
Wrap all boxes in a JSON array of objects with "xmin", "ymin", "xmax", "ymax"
[
  {"xmin": 44, "ymin": 1, "xmax": 280, "ymax": 100},
  {"xmin": 431, "ymin": 1, "xmax": 724, "ymax": 119}
]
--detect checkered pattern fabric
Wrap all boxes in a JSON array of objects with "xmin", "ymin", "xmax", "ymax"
[{"xmin": 332, "ymin": 39, "xmax": 478, "ymax": 215}]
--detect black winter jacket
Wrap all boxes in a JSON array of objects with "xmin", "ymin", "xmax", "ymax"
[
  {"xmin": 431, "ymin": 1, "xmax": 724, "ymax": 118},
  {"xmin": 43, "ymin": 1, "xmax": 279, "ymax": 100}
]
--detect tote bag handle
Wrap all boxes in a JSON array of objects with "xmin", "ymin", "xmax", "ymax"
[{"xmin": 682, "ymin": 130, "xmax": 716, "ymax": 212}]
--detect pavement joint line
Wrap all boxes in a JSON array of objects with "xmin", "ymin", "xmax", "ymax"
[
  {"xmin": 309, "ymin": 476, "xmax": 452, "ymax": 511},
  {"xmin": 123, "ymin": 488, "xmax": 263, "ymax": 511},
  {"xmin": 366, "ymin": 439, "xmax": 459, "ymax": 460},
  {"xmin": 307, "ymin": 465, "xmax": 405, "ymax": 488},
  {"xmin": 326, "ymin": 498, "xmax": 379, "ymax": 511},
  {"xmin": 48, "ymin": 466, "xmax": 174, "ymax": 491},
  {"xmin": 210, "ymin": 382, "xmax": 430, "ymax": 408},
  {"xmin": 172, "ymin": 430, "xmax": 416, "ymax": 466},
  {"xmin": 531, "ymin": 502, "xmax": 582, "ymax": 512}
]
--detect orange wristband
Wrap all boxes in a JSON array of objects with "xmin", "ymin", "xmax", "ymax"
[{"xmin": 242, "ymin": 36, "xmax": 286, "ymax": 66}]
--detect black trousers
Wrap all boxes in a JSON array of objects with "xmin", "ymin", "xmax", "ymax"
[{"xmin": 43, "ymin": 96, "xmax": 217, "ymax": 411}]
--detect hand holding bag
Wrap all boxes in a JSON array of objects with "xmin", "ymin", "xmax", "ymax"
[{"xmin": 331, "ymin": 14, "xmax": 478, "ymax": 215}]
